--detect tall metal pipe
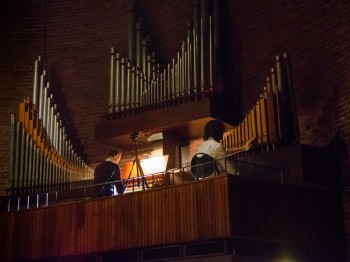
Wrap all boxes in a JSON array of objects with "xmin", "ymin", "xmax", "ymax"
[
  {"xmin": 187, "ymin": 22, "xmax": 193, "ymax": 95},
  {"xmin": 109, "ymin": 47, "xmax": 115, "ymax": 113},
  {"xmin": 275, "ymin": 55, "xmax": 282, "ymax": 92},
  {"xmin": 46, "ymin": 95, "xmax": 52, "ymax": 138},
  {"xmin": 173, "ymin": 59, "xmax": 179, "ymax": 98},
  {"xmin": 28, "ymin": 138, "xmax": 34, "ymax": 193},
  {"xmin": 193, "ymin": 27, "xmax": 199, "ymax": 93},
  {"xmin": 147, "ymin": 55, "xmax": 152, "ymax": 81},
  {"xmin": 171, "ymin": 59, "xmax": 176, "ymax": 99},
  {"xmin": 42, "ymin": 85, "xmax": 48, "ymax": 129},
  {"xmin": 136, "ymin": 20, "xmax": 142, "ymax": 69},
  {"xmin": 126, "ymin": 61, "xmax": 131, "ymax": 110},
  {"xmin": 50, "ymin": 104, "xmax": 55, "ymax": 144},
  {"xmin": 127, "ymin": 0, "xmax": 136, "ymax": 63},
  {"xmin": 200, "ymin": 18, "xmax": 205, "ymax": 91},
  {"xmin": 19, "ymin": 125, "xmax": 26, "ymax": 194},
  {"xmin": 38, "ymin": 70, "xmax": 46, "ymax": 121},
  {"xmin": 115, "ymin": 52, "xmax": 121, "ymax": 112},
  {"xmin": 176, "ymin": 52, "xmax": 181, "ymax": 96},
  {"xmin": 120, "ymin": 57, "xmax": 126, "ymax": 111},
  {"xmin": 34, "ymin": 146, "xmax": 40, "ymax": 193},
  {"xmin": 271, "ymin": 68, "xmax": 277, "ymax": 92},
  {"xmin": 209, "ymin": 15, "xmax": 213, "ymax": 90},
  {"xmin": 183, "ymin": 42, "xmax": 187, "ymax": 96},
  {"xmin": 24, "ymin": 134, "xmax": 30, "ymax": 193},
  {"xmin": 266, "ymin": 77, "xmax": 271, "ymax": 92},
  {"xmin": 10, "ymin": 114, "xmax": 16, "ymax": 193},
  {"xmin": 135, "ymin": 68, "xmax": 140, "ymax": 107},
  {"xmin": 131, "ymin": 66, "xmax": 136, "ymax": 109},
  {"xmin": 193, "ymin": 0, "xmax": 200, "ymax": 36},
  {"xmin": 32, "ymin": 58, "xmax": 40, "ymax": 110},
  {"xmin": 15, "ymin": 127, "xmax": 21, "ymax": 193},
  {"xmin": 140, "ymin": 71, "xmax": 144, "ymax": 106},
  {"xmin": 213, "ymin": 0, "xmax": 222, "ymax": 93},
  {"xmin": 142, "ymin": 38, "xmax": 147, "ymax": 76}
]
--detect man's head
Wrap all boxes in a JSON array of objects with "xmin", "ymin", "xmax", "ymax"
[{"xmin": 107, "ymin": 149, "xmax": 122, "ymax": 164}]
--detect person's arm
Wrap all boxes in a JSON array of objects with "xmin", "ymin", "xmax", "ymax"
[
  {"xmin": 113, "ymin": 166, "xmax": 125, "ymax": 194},
  {"xmin": 226, "ymin": 136, "xmax": 255, "ymax": 156}
]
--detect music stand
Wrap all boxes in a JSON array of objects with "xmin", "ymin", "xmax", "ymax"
[{"xmin": 126, "ymin": 132, "xmax": 149, "ymax": 190}]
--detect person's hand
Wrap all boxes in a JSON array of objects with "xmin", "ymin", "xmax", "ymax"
[{"xmin": 244, "ymin": 137, "xmax": 256, "ymax": 151}]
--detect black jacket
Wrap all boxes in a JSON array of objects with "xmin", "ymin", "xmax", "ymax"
[{"xmin": 94, "ymin": 161, "xmax": 124, "ymax": 196}]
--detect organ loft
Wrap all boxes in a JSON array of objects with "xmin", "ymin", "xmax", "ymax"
[{"xmin": 0, "ymin": 1, "xmax": 348, "ymax": 262}]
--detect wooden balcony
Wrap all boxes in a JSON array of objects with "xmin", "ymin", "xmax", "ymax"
[{"xmin": 0, "ymin": 174, "xmax": 345, "ymax": 261}]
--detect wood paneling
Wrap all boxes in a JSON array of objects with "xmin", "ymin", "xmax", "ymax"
[
  {"xmin": 0, "ymin": 175, "xmax": 345, "ymax": 261},
  {"xmin": 0, "ymin": 176, "xmax": 230, "ymax": 261}
]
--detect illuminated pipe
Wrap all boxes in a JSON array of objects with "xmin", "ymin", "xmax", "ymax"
[
  {"xmin": 120, "ymin": 57, "xmax": 126, "ymax": 111},
  {"xmin": 266, "ymin": 77, "xmax": 271, "ymax": 92},
  {"xmin": 10, "ymin": 114, "xmax": 16, "ymax": 193},
  {"xmin": 193, "ymin": 27, "xmax": 199, "ymax": 93},
  {"xmin": 27, "ymin": 137, "xmax": 34, "ymax": 193},
  {"xmin": 142, "ymin": 38, "xmax": 147, "ymax": 76},
  {"xmin": 126, "ymin": 61, "xmax": 131, "ymax": 110},
  {"xmin": 32, "ymin": 57, "xmax": 41, "ymax": 110},
  {"xmin": 271, "ymin": 68, "xmax": 277, "ymax": 92},
  {"xmin": 131, "ymin": 65, "xmax": 136, "ymax": 109},
  {"xmin": 115, "ymin": 52, "xmax": 121, "ymax": 112},
  {"xmin": 19, "ymin": 125, "xmax": 26, "ymax": 194},
  {"xmin": 167, "ymin": 63, "xmax": 171, "ymax": 99},
  {"xmin": 175, "ymin": 55, "xmax": 180, "ymax": 97},
  {"xmin": 135, "ymin": 68, "xmax": 140, "ymax": 107},
  {"xmin": 187, "ymin": 22, "xmax": 193, "ymax": 95},
  {"xmin": 172, "ymin": 57, "xmax": 175, "ymax": 98},
  {"xmin": 200, "ymin": 18, "xmax": 205, "ymax": 91},
  {"xmin": 34, "ymin": 146, "xmax": 40, "ymax": 192},
  {"xmin": 38, "ymin": 70, "xmax": 46, "ymax": 121},
  {"xmin": 42, "ymin": 85, "xmax": 48, "ymax": 129}
]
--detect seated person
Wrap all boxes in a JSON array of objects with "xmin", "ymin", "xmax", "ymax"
[
  {"xmin": 94, "ymin": 149, "xmax": 125, "ymax": 197},
  {"xmin": 198, "ymin": 120, "xmax": 255, "ymax": 174}
]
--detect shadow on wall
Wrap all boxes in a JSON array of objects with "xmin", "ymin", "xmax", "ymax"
[
  {"xmin": 328, "ymin": 131, "xmax": 349, "ymax": 179},
  {"xmin": 49, "ymin": 66, "xmax": 86, "ymax": 160}
]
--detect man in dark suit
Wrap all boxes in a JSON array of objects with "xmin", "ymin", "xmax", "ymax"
[{"xmin": 94, "ymin": 149, "xmax": 125, "ymax": 197}]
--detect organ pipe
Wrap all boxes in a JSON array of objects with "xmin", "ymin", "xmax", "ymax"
[
  {"xmin": 108, "ymin": 0, "xmax": 218, "ymax": 115},
  {"xmin": 109, "ymin": 47, "xmax": 115, "ymax": 113},
  {"xmin": 221, "ymin": 54, "xmax": 300, "ymax": 155},
  {"xmin": 9, "ymin": 57, "xmax": 94, "ymax": 196}
]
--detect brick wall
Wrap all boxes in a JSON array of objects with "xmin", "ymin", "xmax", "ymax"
[
  {"xmin": 1, "ymin": 0, "xmax": 350, "ymax": 256},
  {"xmin": 0, "ymin": 0, "xmax": 45, "ymax": 194}
]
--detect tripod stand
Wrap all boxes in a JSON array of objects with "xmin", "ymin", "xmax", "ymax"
[{"xmin": 126, "ymin": 132, "xmax": 149, "ymax": 190}]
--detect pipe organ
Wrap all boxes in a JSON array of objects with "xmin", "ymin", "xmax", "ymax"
[
  {"xmin": 221, "ymin": 53, "xmax": 300, "ymax": 155},
  {"xmin": 9, "ymin": 57, "xmax": 93, "ymax": 196},
  {"xmin": 102, "ymin": 1, "xmax": 301, "ymax": 164},
  {"xmin": 107, "ymin": 0, "xmax": 220, "ymax": 116}
]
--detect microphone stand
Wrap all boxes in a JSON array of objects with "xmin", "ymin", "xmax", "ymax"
[{"xmin": 125, "ymin": 132, "xmax": 149, "ymax": 191}]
